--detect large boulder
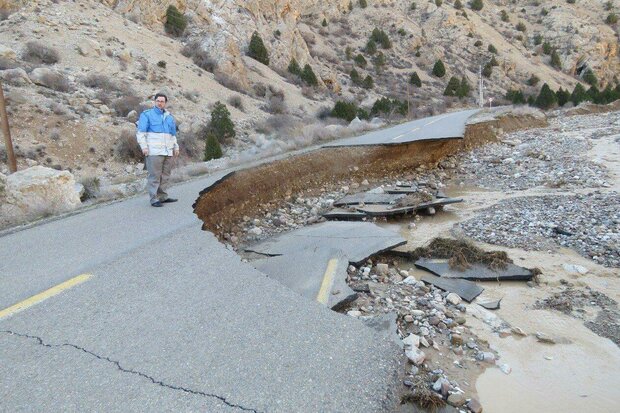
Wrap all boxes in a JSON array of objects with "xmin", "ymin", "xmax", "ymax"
[
  {"xmin": 0, "ymin": 166, "xmax": 81, "ymax": 227},
  {"xmin": 0, "ymin": 68, "xmax": 32, "ymax": 86}
]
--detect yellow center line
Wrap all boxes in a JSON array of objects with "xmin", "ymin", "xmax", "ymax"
[
  {"xmin": 316, "ymin": 259, "xmax": 339, "ymax": 305},
  {"xmin": 0, "ymin": 274, "xmax": 93, "ymax": 320}
]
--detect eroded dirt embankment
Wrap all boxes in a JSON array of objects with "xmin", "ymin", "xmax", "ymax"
[{"xmin": 193, "ymin": 114, "xmax": 546, "ymax": 237}]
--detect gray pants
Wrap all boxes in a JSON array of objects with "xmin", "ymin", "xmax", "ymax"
[{"xmin": 145, "ymin": 155, "xmax": 173, "ymax": 204}]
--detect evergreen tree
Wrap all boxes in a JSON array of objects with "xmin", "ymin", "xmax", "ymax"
[
  {"xmin": 432, "ymin": 59, "xmax": 446, "ymax": 77},
  {"xmin": 454, "ymin": 0, "xmax": 463, "ymax": 10},
  {"xmin": 457, "ymin": 76, "xmax": 471, "ymax": 98},
  {"xmin": 373, "ymin": 52, "xmax": 386, "ymax": 69},
  {"xmin": 363, "ymin": 75, "xmax": 374, "ymax": 89},
  {"xmin": 345, "ymin": 46, "xmax": 353, "ymax": 60},
  {"xmin": 248, "ymin": 31, "xmax": 269, "ymax": 65},
  {"xmin": 482, "ymin": 62, "xmax": 493, "ymax": 78},
  {"xmin": 366, "ymin": 39, "xmax": 377, "ymax": 55},
  {"xmin": 301, "ymin": 64, "xmax": 319, "ymax": 86},
  {"xmin": 350, "ymin": 68, "xmax": 361, "ymax": 85},
  {"xmin": 550, "ymin": 49, "xmax": 561, "ymax": 69},
  {"xmin": 204, "ymin": 132, "xmax": 222, "ymax": 161},
  {"xmin": 527, "ymin": 74, "xmax": 540, "ymax": 86},
  {"xmin": 583, "ymin": 69, "xmax": 598, "ymax": 86},
  {"xmin": 535, "ymin": 83, "xmax": 557, "ymax": 109},
  {"xmin": 165, "ymin": 5, "xmax": 187, "ymax": 37},
  {"xmin": 506, "ymin": 89, "xmax": 526, "ymax": 104},
  {"xmin": 601, "ymin": 84, "xmax": 620, "ymax": 103},
  {"xmin": 210, "ymin": 101, "xmax": 235, "ymax": 142},
  {"xmin": 587, "ymin": 85, "xmax": 601, "ymax": 104},
  {"xmin": 542, "ymin": 42, "xmax": 552, "ymax": 55},
  {"xmin": 488, "ymin": 44, "xmax": 498, "ymax": 54},
  {"xmin": 571, "ymin": 83, "xmax": 588, "ymax": 106},
  {"xmin": 444, "ymin": 76, "xmax": 460, "ymax": 96},
  {"xmin": 354, "ymin": 54, "xmax": 367, "ymax": 67},
  {"xmin": 470, "ymin": 0, "xmax": 483, "ymax": 11},
  {"xmin": 556, "ymin": 88, "xmax": 570, "ymax": 106},
  {"xmin": 371, "ymin": 28, "xmax": 392, "ymax": 49},
  {"xmin": 409, "ymin": 71, "xmax": 422, "ymax": 87},
  {"xmin": 331, "ymin": 101, "xmax": 359, "ymax": 121},
  {"xmin": 359, "ymin": 0, "xmax": 367, "ymax": 8},
  {"xmin": 288, "ymin": 58, "xmax": 302, "ymax": 76},
  {"xmin": 349, "ymin": 1, "xmax": 354, "ymax": 11},
  {"xmin": 322, "ymin": 18, "xmax": 328, "ymax": 27}
]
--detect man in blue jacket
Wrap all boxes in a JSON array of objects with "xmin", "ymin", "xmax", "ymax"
[{"xmin": 136, "ymin": 93, "xmax": 179, "ymax": 207}]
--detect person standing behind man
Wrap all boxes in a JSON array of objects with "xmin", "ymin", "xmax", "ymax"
[{"xmin": 136, "ymin": 93, "xmax": 179, "ymax": 207}]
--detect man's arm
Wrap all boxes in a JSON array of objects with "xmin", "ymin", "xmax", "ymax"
[{"xmin": 136, "ymin": 111, "xmax": 149, "ymax": 156}]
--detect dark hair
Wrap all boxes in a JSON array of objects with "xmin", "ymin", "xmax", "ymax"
[{"xmin": 154, "ymin": 93, "xmax": 168, "ymax": 102}]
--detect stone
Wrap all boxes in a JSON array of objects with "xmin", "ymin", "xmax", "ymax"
[
  {"xmin": 446, "ymin": 293, "xmax": 462, "ymax": 305},
  {"xmin": 248, "ymin": 227, "xmax": 263, "ymax": 236},
  {"xmin": 450, "ymin": 333, "xmax": 463, "ymax": 346},
  {"xmin": 403, "ymin": 334, "xmax": 420, "ymax": 348},
  {"xmin": 29, "ymin": 68, "xmax": 67, "ymax": 89},
  {"xmin": 536, "ymin": 332, "xmax": 556, "ymax": 344},
  {"xmin": 467, "ymin": 398, "xmax": 483, "ymax": 413},
  {"xmin": 347, "ymin": 310, "xmax": 362, "ymax": 317},
  {"xmin": 512, "ymin": 326, "xmax": 527, "ymax": 336},
  {"xmin": 499, "ymin": 363, "xmax": 512, "ymax": 374},
  {"xmin": 447, "ymin": 393, "xmax": 466, "ymax": 407},
  {"xmin": 100, "ymin": 105, "xmax": 112, "ymax": 114},
  {"xmin": 405, "ymin": 346, "xmax": 425, "ymax": 365},
  {"xmin": 404, "ymin": 315, "xmax": 414, "ymax": 323},
  {"xmin": 127, "ymin": 110, "xmax": 138, "ymax": 122},
  {"xmin": 0, "ymin": 166, "xmax": 81, "ymax": 227},
  {"xmin": 419, "ymin": 336, "xmax": 430, "ymax": 347},
  {"xmin": 0, "ymin": 68, "xmax": 32, "ymax": 86},
  {"xmin": 0, "ymin": 45, "xmax": 16, "ymax": 59},
  {"xmin": 375, "ymin": 263, "xmax": 389, "ymax": 276},
  {"xmin": 76, "ymin": 38, "xmax": 101, "ymax": 56},
  {"xmin": 477, "ymin": 352, "xmax": 495, "ymax": 363},
  {"xmin": 562, "ymin": 263, "xmax": 589, "ymax": 275},
  {"xmin": 402, "ymin": 275, "xmax": 417, "ymax": 285}
]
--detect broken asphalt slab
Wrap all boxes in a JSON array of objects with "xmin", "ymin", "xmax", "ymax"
[
  {"xmin": 333, "ymin": 193, "xmax": 406, "ymax": 206},
  {"xmin": 420, "ymin": 274, "xmax": 484, "ymax": 303},
  {"xmin": 245, "ymin": 221, "xmax": 406, "ymax": 265},
  {"xmin": 252, "ymin": 248, "xmax": 355, "ymax": 309},
  {"xmin": 356, "ymin": 198, "xmax": 463, "ymax": 217},
  {"xmin": 415, "ymin": 258, "xmax": 534, "ymax": 281}
]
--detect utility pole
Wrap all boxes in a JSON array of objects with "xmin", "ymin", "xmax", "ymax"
[
  {"xmin": 478, "ymin": 65, "xmax": 484, "ymax": 108},
  {"xmin": 0, "ymin": 80, "xmax": 16, "ymax": 173}
]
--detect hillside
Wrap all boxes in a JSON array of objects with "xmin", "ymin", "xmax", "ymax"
[{"xmin": 0, "ymin": 0, "xmax": 618, "ymax": 185}]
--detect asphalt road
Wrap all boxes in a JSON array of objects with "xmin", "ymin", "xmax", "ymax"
[
  {"xmin": 324, "ymin": 108, "xmax": 480, "ymax": 147},
  {"xmin": 0, "ymin": 109, "xmax": 480, "ymax": 412}
]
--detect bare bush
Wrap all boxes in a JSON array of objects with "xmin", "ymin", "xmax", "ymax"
[
  {"xmin": 40, "ymin": 71, "xmax": 72, "ymax": 92},
  {"xmin": 253, "ymin": 83, "xmax": 267, "ymax": 98},
  {"xmin": 178, "ymin": 129, "xmax": 203, "ymax": 160},
  {"xmin": 115, "ymin": 129, "xmax": 143, "ymax": 162},
  {"xmin": 181, "ymin": 41, "xmax": 217, "ymax": 72},
  {"xmin": 109, "ymin": 95, "xmax": 143, "ymax": 117},
  {"xmin": 49, "ymin": 102, "xmax": 66, "ymax": 115},
  {"xmin": 79, "ymin": 175, "xmax": 101, "ymax": 201},
  {"xmin": 214, "ymin": 71, "xmax": 244, "ymax": 94},
  {"xmin": 264, "ymin": 88, "xmax": 286, "ymax": 114},
  {"xmin": 182, "ymin": 90, "xmax": 200, "ymax": 103},
  {"xmin": 228, "ymin": 95, "xmax": 244, "ymax": 111},
  {"xmin": 22, "ymin": 41, "xmax": 60, "ymax": 64}
]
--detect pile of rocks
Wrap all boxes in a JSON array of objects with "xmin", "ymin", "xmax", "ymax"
[
  {"xmin": 345, "ymin": 260, "xmax": 498, "ymax": 411},
  {"xmin": 458, "ymin": 192, "xmax": 620, "ymax": 267},
  {"xmin": 452, "ymin": 112, "xmax": 619, "ymax": 190}
]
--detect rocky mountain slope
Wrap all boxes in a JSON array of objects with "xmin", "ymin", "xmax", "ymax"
[{"xmin": 0, "ymin": 0, "xmax": 617, "ymax": 184}]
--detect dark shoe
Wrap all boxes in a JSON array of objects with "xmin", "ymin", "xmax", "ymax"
[
  {"xmin": 161, "ymin": 198, "xmax": 178, "ymax": 203},
  {"xmin": 151, "ymin": 201, "xmax": 164, "ymax": 207}
]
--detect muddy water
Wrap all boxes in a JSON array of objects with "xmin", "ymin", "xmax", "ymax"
[{"xmin": 380, "ymin": 185, "xmax": 620, "ymax": 413}]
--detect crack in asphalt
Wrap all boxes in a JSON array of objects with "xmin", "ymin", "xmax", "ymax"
[{"xmin": 1, "ymin": 330, "xmax": 260, "ymax": 412}]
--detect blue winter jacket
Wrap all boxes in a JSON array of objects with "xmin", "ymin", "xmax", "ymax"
[{"xmin": 136, "ymin": 107, "xmax": 178, "ymax": 156}]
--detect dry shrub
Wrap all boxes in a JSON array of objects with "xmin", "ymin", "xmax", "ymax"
[
  {"xmin": 40, "ymin": 71, "xmax": 72, "ymax": 92},
  {"xmin": 82, "ymin": 73, "xmax": 135, "ymax": 95},
  {"xmin": 181, "ymin": 41, "xmax": 217, "ymax": 72},
  {"xmin": 109, "ymin": 95, "xmax": 144, "ymax": 117},
  {"xmin": 79, "ymin": 175, "xmax": 101, "ymax": 201},
  {"xmin": 22, "ymin": 41, "xmax": 60, "ymax": 64},
  {"xmin": 264, "ymin": 87, "xmax": 286, "ymax": 114},
  {"xmin": 214, "ymin": 71, "xmax": 245, "ymax": 94},
  {"xmin": 115, "ymin": 129, "xmax": 143, "ymax": 162},
  {"xmin": 182, "ymin": 90, "xmax": 200, "ymax": 103},
  {"xmin": 49, "ymin": 102, "xmax": 66, "ymax": 115},
  {"xmin": 253, "ymin": 83, "xmax": 267, "ymax": 98},
  {"xmin": 228, "ymin": 95, "xmax": 244, "ymax": 111},
  {"xmin": 178, "ymin": 127, "xmax": 204, "ymax": 160},
  {"xmin": 406, "ymin": 237, "xmax": 511, "ymax": 270}
]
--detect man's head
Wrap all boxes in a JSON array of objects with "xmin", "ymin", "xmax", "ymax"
[{"xmin": 154, "ymin": 93, "xmax": 167, "ymax": 110}]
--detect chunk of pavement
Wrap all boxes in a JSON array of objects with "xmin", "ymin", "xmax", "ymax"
[
  {"xmin": 420, "ymin": 274, "xmax": 484, "ymax": 303},
  {"xmin": 478, "ymin": 298, "xmax": 502, "ymax": 310},
  {"xmin": 405, "ymin": 346, "xmax": 426, "ymax": 365},
  {"xmin": 447, "ymin": 393, "xmax": 467, "ymax": 407},
  {"xmin": 333, "ymin": 192, "xmax": 405, "ymax": 206},
  {"xmin": 322, "ymin": 208, "xmax": 367, "ymax": 220},
  {"xmin": 360, "ymin": 312, "xmax": 403, "ymax": 349},
  {"xmin": 252, "ymin": 248, "xmax": 355, "ymax": 309},
  {"xmin": 402, "ymin": 276, "xmax": 417, "ymax": 285},
  {"xmin": 245, "ymin": 221, "xmax": 406, "ymax": 265},
  {"xmin": 415, "ymin": 258, "xmax": 533, "ymax": 281},
  {"xmin": 357, "ymin": 197, "xmax": 463, "ymax": 217}
]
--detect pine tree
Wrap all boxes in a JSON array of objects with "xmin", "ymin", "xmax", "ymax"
[
  {"xmin": 432, "ymin": 59, "xmax": 446, "ymax": 77},
  {"xmin": 366, "ymin": 39, "xmax": 377, "ymax": 55},
  {"xmin": 409, "ymin": 71, "xmax": 422, "ymax": 87},
  {"xmin": 204, "ymin": 132, "xmax": 223, "ymax": 161},
  {"xmin": 354, "ymin": 54, "xmax": 367, "ymax": 67},
  {"xmin": 331, "ymin": 101, "xmax": 359, "ymax": 121},
  {"xmin": 349, "ymin": 1, "xmax": 354, "ymax": 11},
  {"xmin": 373, "ymin": 52, "xmax": 386, "ymax": 69},
  {"xmin": 248, "ymin": 31, "xmax": 269, "ymax": 65},
  {"xmin": 587, "ymin": 85, "xmax": 601, "ymax": 104},
  {"xmin": 488, "ymin": 44, "xmax": 498, "ymax": 54},
  {"xmin": 470, "ymin": 0, "xmax": 483, "ymax": 11},
  {"xmin": 165, "ymin": 5, "xmax": 187, "ymax": 37},
  {"xmin": 363, "ymin": 75, "xmax": 374, "ymax": 89},
  {"xmin": 482, "ymin": 62, "xmax": 493, "ymax": 78},
  {"xmin": 571, "ymin": 83, "xmax": 588, "ymax": 106},
  {"xmin": 288, "ymin": 58, "xmax": 302, "ymax": 76},
  {"xmin": 444, "ymin": 76, "xmax": 460, "ymax": 96},
  {"xmin": 301, "ymin": 64, "xmax": 319, "ymax": 86},
  {"xmin": 535, "ymin": 83, "xmax": 557, "ymax": 109},
  {"xmin": 583, "ymin": 69, "xmax": 598, "ymax": 87},
  {"xmin": 550, "ymin": 49, "xmax": 562, "ymax": 69},
  {"xmin": 350, "ymin": 68, "xmax": 361, "ymax": 85},
  {"xmin": 506, "ymin": 89, "xmax": 526, "ymax": 104},
  {"xmin": 457, "ymin": 76, "xmax": 471, "ymax": 98},
  {"xmin": 322, "ymin": 18, "xmax": 328, "ymax": 27},
  {"xmin": 359, "ymin": 0, "xmax": 367, "ymax": 8},
  {"xmin": 556, "ymin": 88, "xmax": 570, "ymax": 106},
  {"xmin": 454, "ymin": 0, "xmax": 463, "ymax": 9},
  {"xmin": 210, "ymin": 101, "xmax": 235, "ymax": 142}
]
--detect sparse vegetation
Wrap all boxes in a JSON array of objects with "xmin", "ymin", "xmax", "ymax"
[
  {"xmin": 181, "ymin": 41, "xmax": 216, "ymax": 72},
  {"xmin": 606, "ymin": 13, "xmax": 618, "ymax": 24},
  {"xmin": 516, "ymin": 21, "xmax": 527, "ymax": 32},
  {"xmin": 469, "ymin": 0, "xmax": 483, "ymax": 11},
  {"xmin": 550, "ymin": 49, "xmax": 562, "ymax": 69},
  {"xmin": 248, "ymin": 31, "xmax": 269, "ymax": 65},
  {"xmin": 500, "ymin": 9, "xmax": 509, "ymax": 22},
  {"xmin": 365, "ymin": 39, "xmax": 377, "ymax": 54},
  {"xmin": 362, "ymin": 74, "xmax": 374, "ymax": 89},
  {"xmin": 228, "ymin": 95, "xmax": 244, "ymax": 111},
  {"xmin": 115, "ymin": 129, "xmax": 144, "ymax": 162},
  {"xmin": 204, "ymin": 132, "xmax": 223, "ymax": 161},
  {"xmin": 164, "ymin": 5, "xmax": 187, "ymax": 37},
  {"xmin": 359, "ymin": 0, "xmax": 368, "ymax": 8},
  {"xmin": 527, "ymin": 74, "xmax": 540, "ymax": 86},
  {"xmin": 22, "ymin": 41, "xmax": 60, "ymax": 64},
  {"xmin": 370, "ymin": 28, "xmax": 392, "ymax": 49},
  {"xmin": 454, "ymin": 0, "xmax": 463, "ymax": 10},
  {"xmin": 583, "ymin": 69, "xmax": 598, "ymax": 86}
]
